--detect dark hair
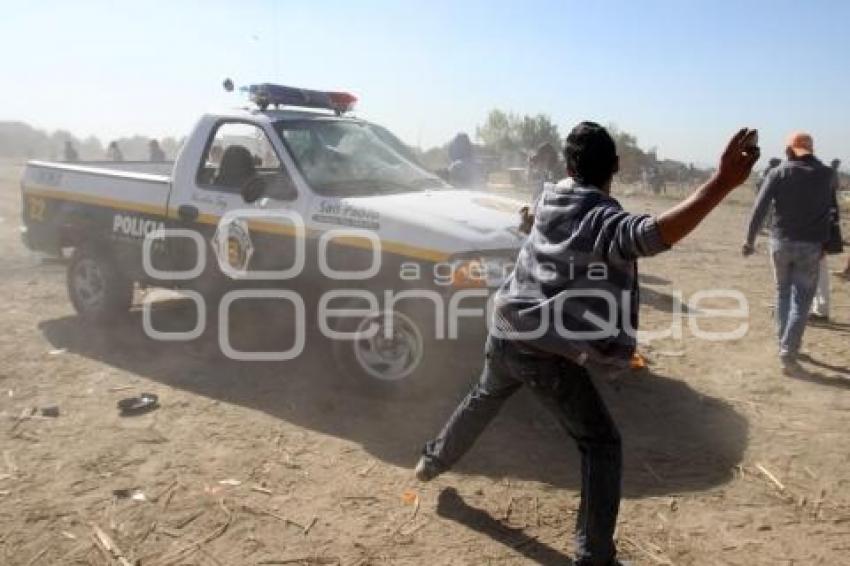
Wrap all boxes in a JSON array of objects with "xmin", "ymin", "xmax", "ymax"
[{"xmin": 563, "ymin": 121, "xmax": 618, "ymax": 187}]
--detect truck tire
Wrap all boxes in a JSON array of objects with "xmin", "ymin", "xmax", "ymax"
[
  {"xmin": 330, "ymin": 306, "xmax": 456, "ymax": 397},
  {"xmin": 67, "ymin": 245, "xmax": 133, "ymax": 322}
]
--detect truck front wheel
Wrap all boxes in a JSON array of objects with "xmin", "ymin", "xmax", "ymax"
[
  {"xmin": 332, "ymin": 308, "xmax": 435, "ymax": 395},
  {"xmin": 67, "ymin": 246, "xmax": 133, "ymax": 322}
]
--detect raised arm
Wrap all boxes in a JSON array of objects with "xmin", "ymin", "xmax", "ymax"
[{"xmin": 656, "ymin": 129, "xmax": 760, "ymax": 246}]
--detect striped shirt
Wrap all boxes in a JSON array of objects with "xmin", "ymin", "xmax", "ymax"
[{"xmin": 493, "ymin": 179, "xmax": 670, "ymax": 367}]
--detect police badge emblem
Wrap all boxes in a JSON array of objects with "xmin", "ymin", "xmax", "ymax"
[{"xmin": 212, "ymin": 217, "xmax": 254, "ymax": 275}]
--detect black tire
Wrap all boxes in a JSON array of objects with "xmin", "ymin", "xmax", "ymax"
[
  {"xmin": 329, "ymin": 304, "xmax": 474, "ymax": 398},
  {"xmin": 330, "ymin": 307, "xmax": 423, "ymax": 395},
  {"xmin": 67, "ymin": 245, "xmax": 133, "ymax": 322}
]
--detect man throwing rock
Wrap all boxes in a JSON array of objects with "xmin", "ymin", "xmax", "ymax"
[{"xmin": 417, "ymin": 123, "xmax": 759, "ymax": 566}]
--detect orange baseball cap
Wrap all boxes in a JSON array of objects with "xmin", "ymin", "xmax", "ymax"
[{"xmin": 786, "ymin": 131, "xmax": 814, "ymax": 156}]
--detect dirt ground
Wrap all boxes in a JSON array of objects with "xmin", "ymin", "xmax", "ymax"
[{"xmin": 1, "ymin": 161, "xmax": 849, "ymax": 566}]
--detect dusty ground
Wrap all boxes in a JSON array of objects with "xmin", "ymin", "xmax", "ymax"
[{"xmin": 1, "ymin": 161, "xmax": 849, "ymax": 565}]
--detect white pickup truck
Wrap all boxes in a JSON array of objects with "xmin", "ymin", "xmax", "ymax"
[{"xmin": 20, "ymin": 84, "xmax": 526, "ymax": 390}]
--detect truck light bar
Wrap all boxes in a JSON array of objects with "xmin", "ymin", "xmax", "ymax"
[{"xmin": 241, "ymin": 83, "xmax": 357, "ymax": 114}]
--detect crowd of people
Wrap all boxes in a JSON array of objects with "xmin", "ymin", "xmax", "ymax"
[
  {"xmin": 61, "ymin": 138, "xmax": 167, "ymax": 162},
  {"xmin": 48, "ymin": 118, "xmax": 848, "ymax": 566}
]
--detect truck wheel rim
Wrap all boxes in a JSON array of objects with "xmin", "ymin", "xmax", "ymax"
[
  {"xmin": 353, "ymin": 311, "xmax": 424, "ymax": 382},
  {"xmin": 73, "ymin": 258, "xmax": 106, "ymax": 310}
]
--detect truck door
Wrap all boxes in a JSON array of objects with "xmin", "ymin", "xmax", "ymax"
[{"xmin": 167, "ymin": 120, "xmax": 305, "ymax": 288}]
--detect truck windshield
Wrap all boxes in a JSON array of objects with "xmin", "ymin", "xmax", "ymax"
[{"xmin": 276, "ymin": 120, "xmax": 448, "ymax": 196}]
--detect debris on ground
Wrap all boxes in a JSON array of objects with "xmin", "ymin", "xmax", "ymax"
[
  {"xmin": 117, "ymin": 393, "xmax": 159, "ymax": 416},
  {"xmin": 40, "ymin": 404, "xmax": 59, "ymax": 417}
]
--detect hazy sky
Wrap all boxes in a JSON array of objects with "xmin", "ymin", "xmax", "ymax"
[{"xmin": 2, "ymin": 0, "xmax": 849, "ymax": 165}]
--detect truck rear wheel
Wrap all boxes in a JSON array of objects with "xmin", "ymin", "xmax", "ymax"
[{"xmin": 67, "ymin": 246, "xmax": 133, "ymax": 322}]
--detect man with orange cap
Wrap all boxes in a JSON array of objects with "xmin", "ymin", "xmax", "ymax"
[{"xmin": 743, "ymin": 132, "xmax": 835, "ymax": 373}]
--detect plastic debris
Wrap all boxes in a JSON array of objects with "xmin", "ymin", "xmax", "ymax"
[
  {"xmin": 113, "ymin": 488, "xmax": 146, "ymax": 501},
  {"xmin": 401, "ymin": 489, "xmax": 418, "ymax": 505}
]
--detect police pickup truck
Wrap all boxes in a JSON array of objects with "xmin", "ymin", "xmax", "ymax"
[{"xmin": 21, "ymin": 83, "xmax": 525, "ymax": 390}]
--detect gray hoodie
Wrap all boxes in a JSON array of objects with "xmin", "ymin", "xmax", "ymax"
[{"xmin": 493, "ymin": 179, "xmax": 670, "ymax": 367}]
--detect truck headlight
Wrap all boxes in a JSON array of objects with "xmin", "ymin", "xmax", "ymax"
[{"xmin": 450, "ymin": 255, "xmax": 516, "ymax": 289}]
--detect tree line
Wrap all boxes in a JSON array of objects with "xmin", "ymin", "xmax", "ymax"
[{"xmin": 417, "ymin": 109, "xmax": 713, "ymax": 186}]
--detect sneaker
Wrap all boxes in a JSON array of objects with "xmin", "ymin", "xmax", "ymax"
[
  {"xmin": 414, "ymin": 455, "xmax": 443, "ymax": 482},
  {"xmin": 809, "ymin": 313, "xmax": 829, "ymax": 323},
  {"xmin": 781, "ymin": 357, "xmax": 802, "ymax": 377}
]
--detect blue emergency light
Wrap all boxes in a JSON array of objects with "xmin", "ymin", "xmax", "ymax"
[{"xmin": 237, "ymin": 82, "xmax": 358, "ymax": 114}]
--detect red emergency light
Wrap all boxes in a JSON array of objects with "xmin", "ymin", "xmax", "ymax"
[{"xmin": 328, "ymin": 91, "xmax": 358, "ymax": 114}]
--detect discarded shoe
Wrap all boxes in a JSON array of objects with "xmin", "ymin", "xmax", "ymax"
[{"xmin": 117, "ymin": 393, "xmax": 159, "ymax": 416}]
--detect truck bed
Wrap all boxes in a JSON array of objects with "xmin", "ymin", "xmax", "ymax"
[
  {"xmin": 21, "ymin": 160, "xmax": 173, "ymax": 253},
  {"xmin": 22, "ymin": 160, "xmax": 172, "ymax": 212}
]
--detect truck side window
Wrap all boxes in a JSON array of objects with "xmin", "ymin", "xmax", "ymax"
[{"xmin": 197, "ymin": 122, "xmax": 293, "ymax": 198}]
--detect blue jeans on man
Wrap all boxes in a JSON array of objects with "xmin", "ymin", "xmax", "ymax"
[
  {"xmin": 770, "ymin": 238, "xmax": 822, "ymax": 360},
  {"xmin": 422, "ymin": 335, "xmax": 622, "ymax": 565}
]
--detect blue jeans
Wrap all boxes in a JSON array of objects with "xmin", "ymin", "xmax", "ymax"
[
  {"xmin": 423, "ymin": 335, "xmax": 622, "ymax": 565},
  {"xmin": 770, "ymin": 238, "xmax": 822, "ymax": 359}
]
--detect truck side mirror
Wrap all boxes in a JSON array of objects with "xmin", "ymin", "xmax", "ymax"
[{"xmin": 241, "ymin": 176, "xmax": 266, "ymax": 203}]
